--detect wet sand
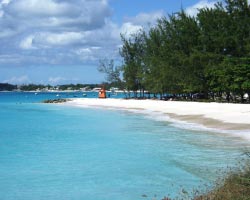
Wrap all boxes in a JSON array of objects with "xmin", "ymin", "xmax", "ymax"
[{"xmin": 64, "ymin": 98, "xmax": 250, "ymax": 135}]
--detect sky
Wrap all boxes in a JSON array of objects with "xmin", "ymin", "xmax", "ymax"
[{"xmin": 0, "ymin": 0, "xmax": 219, "ymax": 85}]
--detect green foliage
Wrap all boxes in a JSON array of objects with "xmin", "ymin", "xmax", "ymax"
[
  {"xmin": 0, "ymin": 83, "xmax": 17, "ymax": 91},
  {"xmin": 16, "ymin": 84, "xmax": 100, "ymax": 91},
  {"xmin": 195, "ymin": 157, "xmax": 250, "ymax": 200},
  {"xmin": 20, "ymin": 84, "xmax": 50, "ymax": 91},
  {"xmin": 58, "ymin": 84, "xmax": 99, "ymax": 90},
  {"xmin": 120, "ymin": 31, "xmax": 146, "ymax": 94},
  {"xmin": 119, "ymin": 0, "xmax": 250, "ymax": 102}
]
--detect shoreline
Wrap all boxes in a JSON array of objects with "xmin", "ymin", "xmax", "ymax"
[
  {"xmin": 168, "ymin": 113, "xmax": 250, "ymax": 130},
  {"xmin": 64, "ymin": 98, "xmax": 250, "ymax": 139}
]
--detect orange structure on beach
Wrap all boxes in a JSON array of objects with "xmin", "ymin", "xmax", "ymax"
[{"xmin": 98, "ymin": 86, "xmax": 106, "ymax": 98}]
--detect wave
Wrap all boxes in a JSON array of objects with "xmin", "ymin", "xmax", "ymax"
[{"xmin": 69, "ymin": 102, "xmax": 250, "ymax": 141}]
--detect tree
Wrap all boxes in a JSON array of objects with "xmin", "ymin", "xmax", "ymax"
[
  {"xmin": 98, "ymin": 59, "xmax": 123, "ymax": 89},
  {"xmin": 120, "ymin": 31, "xmax": 146, "ymax": 97},
  {"xmin": 117, "ymin": 0, "xmax": 250, "ymax": 102}
]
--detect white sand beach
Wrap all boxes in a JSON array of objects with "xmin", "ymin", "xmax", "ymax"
[{"xmin": 65, "ymin": 98, "xmax": 250, "ymax": 137}]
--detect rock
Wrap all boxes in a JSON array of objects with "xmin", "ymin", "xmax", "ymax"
[{"xmin": 42, "ymin": 99, "xmax": 70, "ymax": 103}]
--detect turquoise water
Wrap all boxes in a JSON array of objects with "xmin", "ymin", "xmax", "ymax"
[
  {"xmin": 0, "ymin": 91, "xmax": 124, "ymax": 103},
  {"xmin": 0, "ymin": 92, "xmax": 249, "ymax": 200}
]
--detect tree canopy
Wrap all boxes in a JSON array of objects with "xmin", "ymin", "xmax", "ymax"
[{"xmin": 119, "ymin": 0, "xmax": 250, "ymax": 102}]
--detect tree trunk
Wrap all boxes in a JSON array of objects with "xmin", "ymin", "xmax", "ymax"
[
  {"xmin": 190, "ymin": 93, "xmax": 193, "ymax": 101},
  {"xmin": 204, "ymin": 91, "xmax": 208, "ymax": 99},
  {"xmin": 240, "ymin": 93, "xmax": 244, "ymax": 103},
  {"xmin": 226, "ymin": 92, "xmax": 230, "ymax": 103},
  {"xmin": 134, "ymin": 91, "xmax": 137, "ymax": 98},
  {"xmin": 233, "ymin": 93, "xmax": 237, "ymax": 102},
  {"xmin": 211, "ymin": 92, "xmax": 215, "ymax": 101},
  {"xmin": 147, "ymin": 92, "xmax": 150, "ymax": 99}
]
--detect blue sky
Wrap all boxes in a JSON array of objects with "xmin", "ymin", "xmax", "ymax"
[{"xmin": 0, "ymin": 0, "xmax": 219, "ymax": 85}]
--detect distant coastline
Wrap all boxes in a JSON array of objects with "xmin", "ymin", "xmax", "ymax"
[
  {"xmin": 0, "ymin": 83, "xmax": 125, "ymax": 93},
  {"xmin": 0, "ymin": 90, "xmax": 124, "ymax": 93}
]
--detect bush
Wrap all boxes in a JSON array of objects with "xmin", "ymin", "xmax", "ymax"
[{"xmin": 195, "ymin": 156, "xmax": 250, "ymax": 200}]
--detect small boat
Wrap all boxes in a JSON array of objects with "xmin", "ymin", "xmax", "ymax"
[
  {"xmin": 56, "ymin": 94, "xmax": 60, "ymax": 97},
  {"xmin": 35, "ymin": 93, "xmax": 38, "ymax": 95},
  {"xmin": 83, "ymin": 93, "xmax": 87, "ymax": 97}
]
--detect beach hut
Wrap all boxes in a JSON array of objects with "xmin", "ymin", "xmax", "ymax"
[{"xmin": 98, "ymin": 86, "xmax": 106, "ymax": 98}]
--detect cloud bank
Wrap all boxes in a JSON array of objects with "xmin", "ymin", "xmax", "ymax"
[
  {"xmin": 0, "ymin": 0, "xmax": 163, "ymax": 67},
  {"xmin": 185, "ymin": 0, "xmax": 217, "ymax": 16},
  {"xmin": 0, "ymin": 0, "xmax": 218, "ymax": 84}
]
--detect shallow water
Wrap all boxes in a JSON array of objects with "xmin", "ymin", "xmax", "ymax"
[{"xmin": 0, "ymin": 92, "xmax": 249, "ymax": 200}]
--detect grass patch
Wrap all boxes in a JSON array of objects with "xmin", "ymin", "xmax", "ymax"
[
  {"xmin": 194, "ymin": 156, "xmax": 250, "ymax": 200},
  {"xmin": 158, "ymin": 154, "xmax": 250, "ymax": 200}
]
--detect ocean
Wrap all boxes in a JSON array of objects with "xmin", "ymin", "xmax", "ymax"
[{"xmin": 0, "ymin": 92, "xmax": 249, "ymax": 200}]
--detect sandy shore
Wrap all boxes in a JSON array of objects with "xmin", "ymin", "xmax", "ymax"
[{"xmin": 65, "ymin": 98, "xmax": 250, "ymax": 136}]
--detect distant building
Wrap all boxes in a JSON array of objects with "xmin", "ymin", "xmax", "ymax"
[{"xmin": 92, "ymin": 87, "xmax": 101, "ymax": 91}]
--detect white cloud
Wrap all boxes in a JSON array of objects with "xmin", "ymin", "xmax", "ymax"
[
  {"xmin": 3, "ymin": 0, "xmax": 111, "ymax": 31},
  {"xmin": 74, "ymin": 46, "xmax": 104, "ymax": 62},
  {"xmin": 0, "ymin": 0, "xmax": 113, "ymax": 56},
  {"xmin": 0, "ymin": 54, "xmax": 22, "ymax": 63},
  {"xmin": 3, "ymin": 75, "xmax": 30, "ymax": 84},
  {"xmin": 185, "ymin": 0, "xmax": 217, "ymax": 16},
  {"xmin": 20, "ymin": 35, "xmax": 36, "ymax": 49},
  {"xmin": 10, "ymin": 11, "xmax": 157, "ymax": 65},
  {"xmin": 0, "ymin": 0, "xmax": 11, "ymax": 17},
  {"xmin": 40, "ymin": 32, "xmax": 85, "ymax": 46},
  {"xmin": 48, "ymin": 76, "xmax": 65, "ymax": 84},
  {"xmin": 0, "ymin": 28, "xmax": 16, "ymax": 38},
  {"xmin": 8, "ymin": 0, "xmax": 74, "ymax": 17},
  {"xmin": 120, "ymin": 22, "xmax": 142, "ymax": 36},
  {"xmin": 19, "ymin": 32, "xmax": 89, "ymax": 50},
  {"xmin": 1, "ymin": 0, "xmax": 12, "ymax": 4},
  {"xmin": 48, "ymin": 76, "xmax": 79, "ymax": 85},
  {"xmin": 120, "ymin": 11, "xmax": 164, "ymax": 36},
  {"xmin": 75, "ymin": 47, "xmax": 102, "ymax": 55},
  {"xmin": 0, "ymin": 0, "xmax": 166, "ymax": 67},
  {"xmin": 125, "ymin": 10, "xmax": 165, "ymax": 27}
]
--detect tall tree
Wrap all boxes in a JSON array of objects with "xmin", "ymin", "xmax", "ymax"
[
  {"xmin": 117, "ymin": 0, "xmax": 250, "ymax": 102},
  {"xmin": 120, "ymin": 31, "xmax": 146, "ymax": 97}
]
